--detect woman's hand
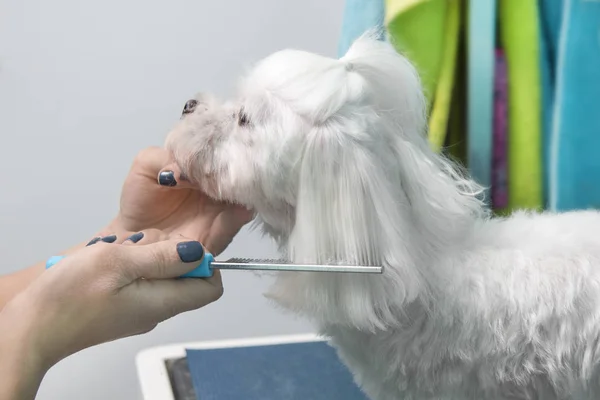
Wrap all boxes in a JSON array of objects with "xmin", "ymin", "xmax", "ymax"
[
  {"xmin": 0, "ymin": 232, "xmax": 220, "ymax": 400},
  {"xmin": 109, "ymin": 146, "xmax": 254, "ymax": 255},
  {"xmin": 0, "ymin": 146, "xmax": 253, "ymax": 308}
]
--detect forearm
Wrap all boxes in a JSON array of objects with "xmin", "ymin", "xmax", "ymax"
[
  {"xmin": 0, "ymin": 223, "xmax": 116, "ymax": 310},
  {"xmin": 0, "ymin": 298, "xmax": 48, "ymax": 400},
  {"xmin": 0, "ymin": 242, "xmax": 86, "ymax": 311},
  {"xmin": 0, "ymin": 220, "xmax": 122, "ymax": 399}
]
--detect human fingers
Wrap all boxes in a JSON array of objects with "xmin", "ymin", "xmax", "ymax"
[
  {"xmin": 117, "ymin": 238, "xmax": 208, "ymax": 280},
  {"xmin": 84, "ymin": 233, "xmax": 122, "ymax": 247},
  {"xmin": 131, "ymin": 146, "xmax": 172, "ymax": 179},
  {"xmin": 157, "ymin": 162, "xmax": 195, "ymax": 189},
  {"xmin": 128, "ymin": 146, "xmax": 194, "ymax": 188},
  {"xmin": 129, "ymin": 269, "xmax": 224, "ymax": 320},
  {"xmin": 121, "ymin": 229, "xmax": 169, "ymax": 246}
]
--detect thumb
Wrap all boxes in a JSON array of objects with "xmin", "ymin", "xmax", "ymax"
[
  {"xmin": 122, "ymin": 239, "xmax": 207, "ymax": 280},
  {"xmin": 157, "ymin": 163, "xmax": 196, "ymax": 189}
]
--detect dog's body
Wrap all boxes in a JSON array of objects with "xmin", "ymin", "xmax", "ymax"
[
  {"xmin": 323, "ymin": 209, "xmax": 600, "ymax": 400},
  {"xmin": 165, "ymin": 35, "xmax": 600, "ymax": 399}
]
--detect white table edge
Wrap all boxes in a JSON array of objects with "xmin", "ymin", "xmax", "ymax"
[{"xmin": 136, "ymin": 332, "xmax": 325, "ymax": 400}]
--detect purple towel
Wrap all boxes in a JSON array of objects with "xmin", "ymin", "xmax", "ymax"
[{"xmin": 492, "ymin": 49, "xmax": 509, "ymax": 210}]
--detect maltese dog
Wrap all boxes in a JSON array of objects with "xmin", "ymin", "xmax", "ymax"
[{"xmin": 165, "ymin": 34, "xmax": 600, "ymax": 399}]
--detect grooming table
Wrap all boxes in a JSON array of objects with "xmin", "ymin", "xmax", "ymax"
[{"xmin": 135, "ymin": 333, "xmax": 369, "ymax": 400}]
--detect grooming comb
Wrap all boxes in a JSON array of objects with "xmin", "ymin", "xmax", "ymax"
[{"xmin": 45, "ymin": 253, "xmax": 384, "ymax": 278}]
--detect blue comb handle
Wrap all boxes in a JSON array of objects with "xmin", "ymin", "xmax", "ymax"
[
  {"xmin": 181, "ymin": 252, "xmax": 214, "ymax": 278},
  {"xmin": 45, "ymin": 252, "xmax": 215, "ymax": 278},
  {"xmin": 45, "ymin": 255, "xmax": 66, "ymax": 269}
]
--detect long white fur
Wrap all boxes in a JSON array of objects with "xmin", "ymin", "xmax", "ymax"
[{"xmin": 165, "ymin": 34, "xmax": 600, "ymax": 399}]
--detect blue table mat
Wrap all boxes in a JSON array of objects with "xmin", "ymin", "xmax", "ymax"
[{"xmin": 185, "ymin": 341, "xmax": 369, "ymax": 400}]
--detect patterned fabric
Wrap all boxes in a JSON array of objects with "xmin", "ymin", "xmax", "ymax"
[{"xmin": 186, "ymin": 341, "xmax": 369, "ymax": 400}]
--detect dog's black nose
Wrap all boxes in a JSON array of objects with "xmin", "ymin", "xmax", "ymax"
[{"xmin": 182, "ymin": 99, "xmax": 198, "ymax": 116}]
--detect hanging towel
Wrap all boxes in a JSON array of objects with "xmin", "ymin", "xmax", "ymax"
[
  {"xmin": 492, "ymin": 49, "xmax": 509, "ymax": 211},
  {"xmin": 538, "ymin": 0, "xmax": 563, "ymax": 62},
  {"xmin": 466, "ymin": 0, "xmax": 497, "ymax": 194},
  {"xmin": 537, "ymin": 8, "xmax": 552, "ymax": 208},
  {"xmin": 548, "ymin": 0, "xmax": 600, "ymax": 211},
  {"xmin": 537, "ymin": 0, "xmax": 563, "ymax": 208},
  {"xmin": 499, "ymin": 0, "xmax": 543, "ymax": 211},
  {"xmin": 338, "ymin": 0, "xmax": 386, "ymax": 57},
  {"xmin": 428, "ymin": 0, "xmax": 462, "ymax": 152},
  {"xmin": 384, "ymin": 0, "xmax": 447, "ymax": 107},
  {"xmin": 445, "ymin": 2, "xmax": 468, "ymax": 166}
]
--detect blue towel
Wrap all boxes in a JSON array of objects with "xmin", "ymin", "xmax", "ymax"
[
  {"xmin": 548, "ymin": 0, "xmax": 600, "ymax": 211},
  {"xmin": 467, "ymin": 0, "xmax": 497, "ymax": 200},
  {"xmin": 185, "ymin": 341, "xmax": 369, "ymax": 400},
  {"xmin": 537, "ymin": 0, "xmax": 563, "ymax": 207},
  {"xmin": 538, "ymin": 0, "xmax": 563, "ymax": 63},
  {"xmin": 338, "ymin": 0, "xmax": 385, "ymax": 57}
]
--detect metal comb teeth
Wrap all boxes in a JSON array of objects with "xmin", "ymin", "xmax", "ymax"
[
  {"xmin": 223, "ymin": 257, "xmax": 291, "ymax": 264},
  {"xmin": 211, "ymin": 258, "xmax": 384, "ymax": 274}
]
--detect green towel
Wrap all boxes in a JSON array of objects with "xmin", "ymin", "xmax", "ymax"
[
  {"xmin": 385, "ymin": 0, "xmax": 447, "ymax": 109},
  {"xmin": 499, "ymin": 0, "xmax": 543, "ymax": 211},
  {"xmin": 428, "ymin": 0, "xmax": 461, "ymax": 152}
]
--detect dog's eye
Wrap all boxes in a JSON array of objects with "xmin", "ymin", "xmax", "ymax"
[
  {"xmin": 238, "ymin": 108, "xmax": 250, "ymax": 126},
  {"xmin": 182, "ymin": 99, "xmax": 198, "ymax": 116}
]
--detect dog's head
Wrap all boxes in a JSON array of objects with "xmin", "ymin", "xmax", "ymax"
[
  {"xmin": 165, "ymin": 34, "xmax": 426, "ymax": 239},
  {"xmin": 165, "ymin": 35, "xmax": 485, "ymax": 329}
]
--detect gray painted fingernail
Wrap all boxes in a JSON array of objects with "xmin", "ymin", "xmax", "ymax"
[
  {"xmin": 125, "ymin": 232, "xmax": 144, "ymax": 243},
  {"xmin": 101, "ymin": 235, "xmax": 117, "ymax": 243},
  {"xmin": 176, "ymin": 241, "xmax": 204, "ymax": 263},
  {"xmin": 86, "ymin": 237, "xmax": 102, "ymax": 246},
  {"xmin": 158, "ymin": 171, "xmax": 177, "ymax": 187},
  {"xmin": 87, "ymin": 235, "xmax": 117, "ymax": 246}
]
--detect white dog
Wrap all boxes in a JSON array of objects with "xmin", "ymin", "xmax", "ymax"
[{"xmin": 165, "ymin": 34, "xmax": 600, "ymax": 399}]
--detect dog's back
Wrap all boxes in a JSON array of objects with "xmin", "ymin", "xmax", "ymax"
[{"xmin": 319, "ymin": 209, "xmax": 600, "ymax": 399}]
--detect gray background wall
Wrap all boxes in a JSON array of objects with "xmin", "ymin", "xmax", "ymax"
[{"xmin": 0, "ymin": 0, "xmax": 344, "ymax": 398}]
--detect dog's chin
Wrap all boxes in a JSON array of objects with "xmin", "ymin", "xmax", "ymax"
[
  {"xmin": 196, "ymin": 175, "xmax": 222, "ymax": 200},
  {"xmin": 186, "ymin": 171, "xmax": 259, "ymax": 212},
  {"xmin": 178, "ymin": 165, "xmax": 228, "ymax": 201}
]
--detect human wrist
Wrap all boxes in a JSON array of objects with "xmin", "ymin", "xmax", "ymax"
[
  {"xmin": 0, "ymin": 223, "xmax": 110, "ymax": 311},
  {"xmin": 0, "ymin": 296, "xmax": 50, "ymax": 400}
]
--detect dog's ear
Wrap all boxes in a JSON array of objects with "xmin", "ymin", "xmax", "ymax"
[
  {"xmin": 288, "ymin": 125, "xmax": 382, "ymax": 266},
  {"xmin": 275, "ymin": 121, "xmax": 424, "ymax": 330}
]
